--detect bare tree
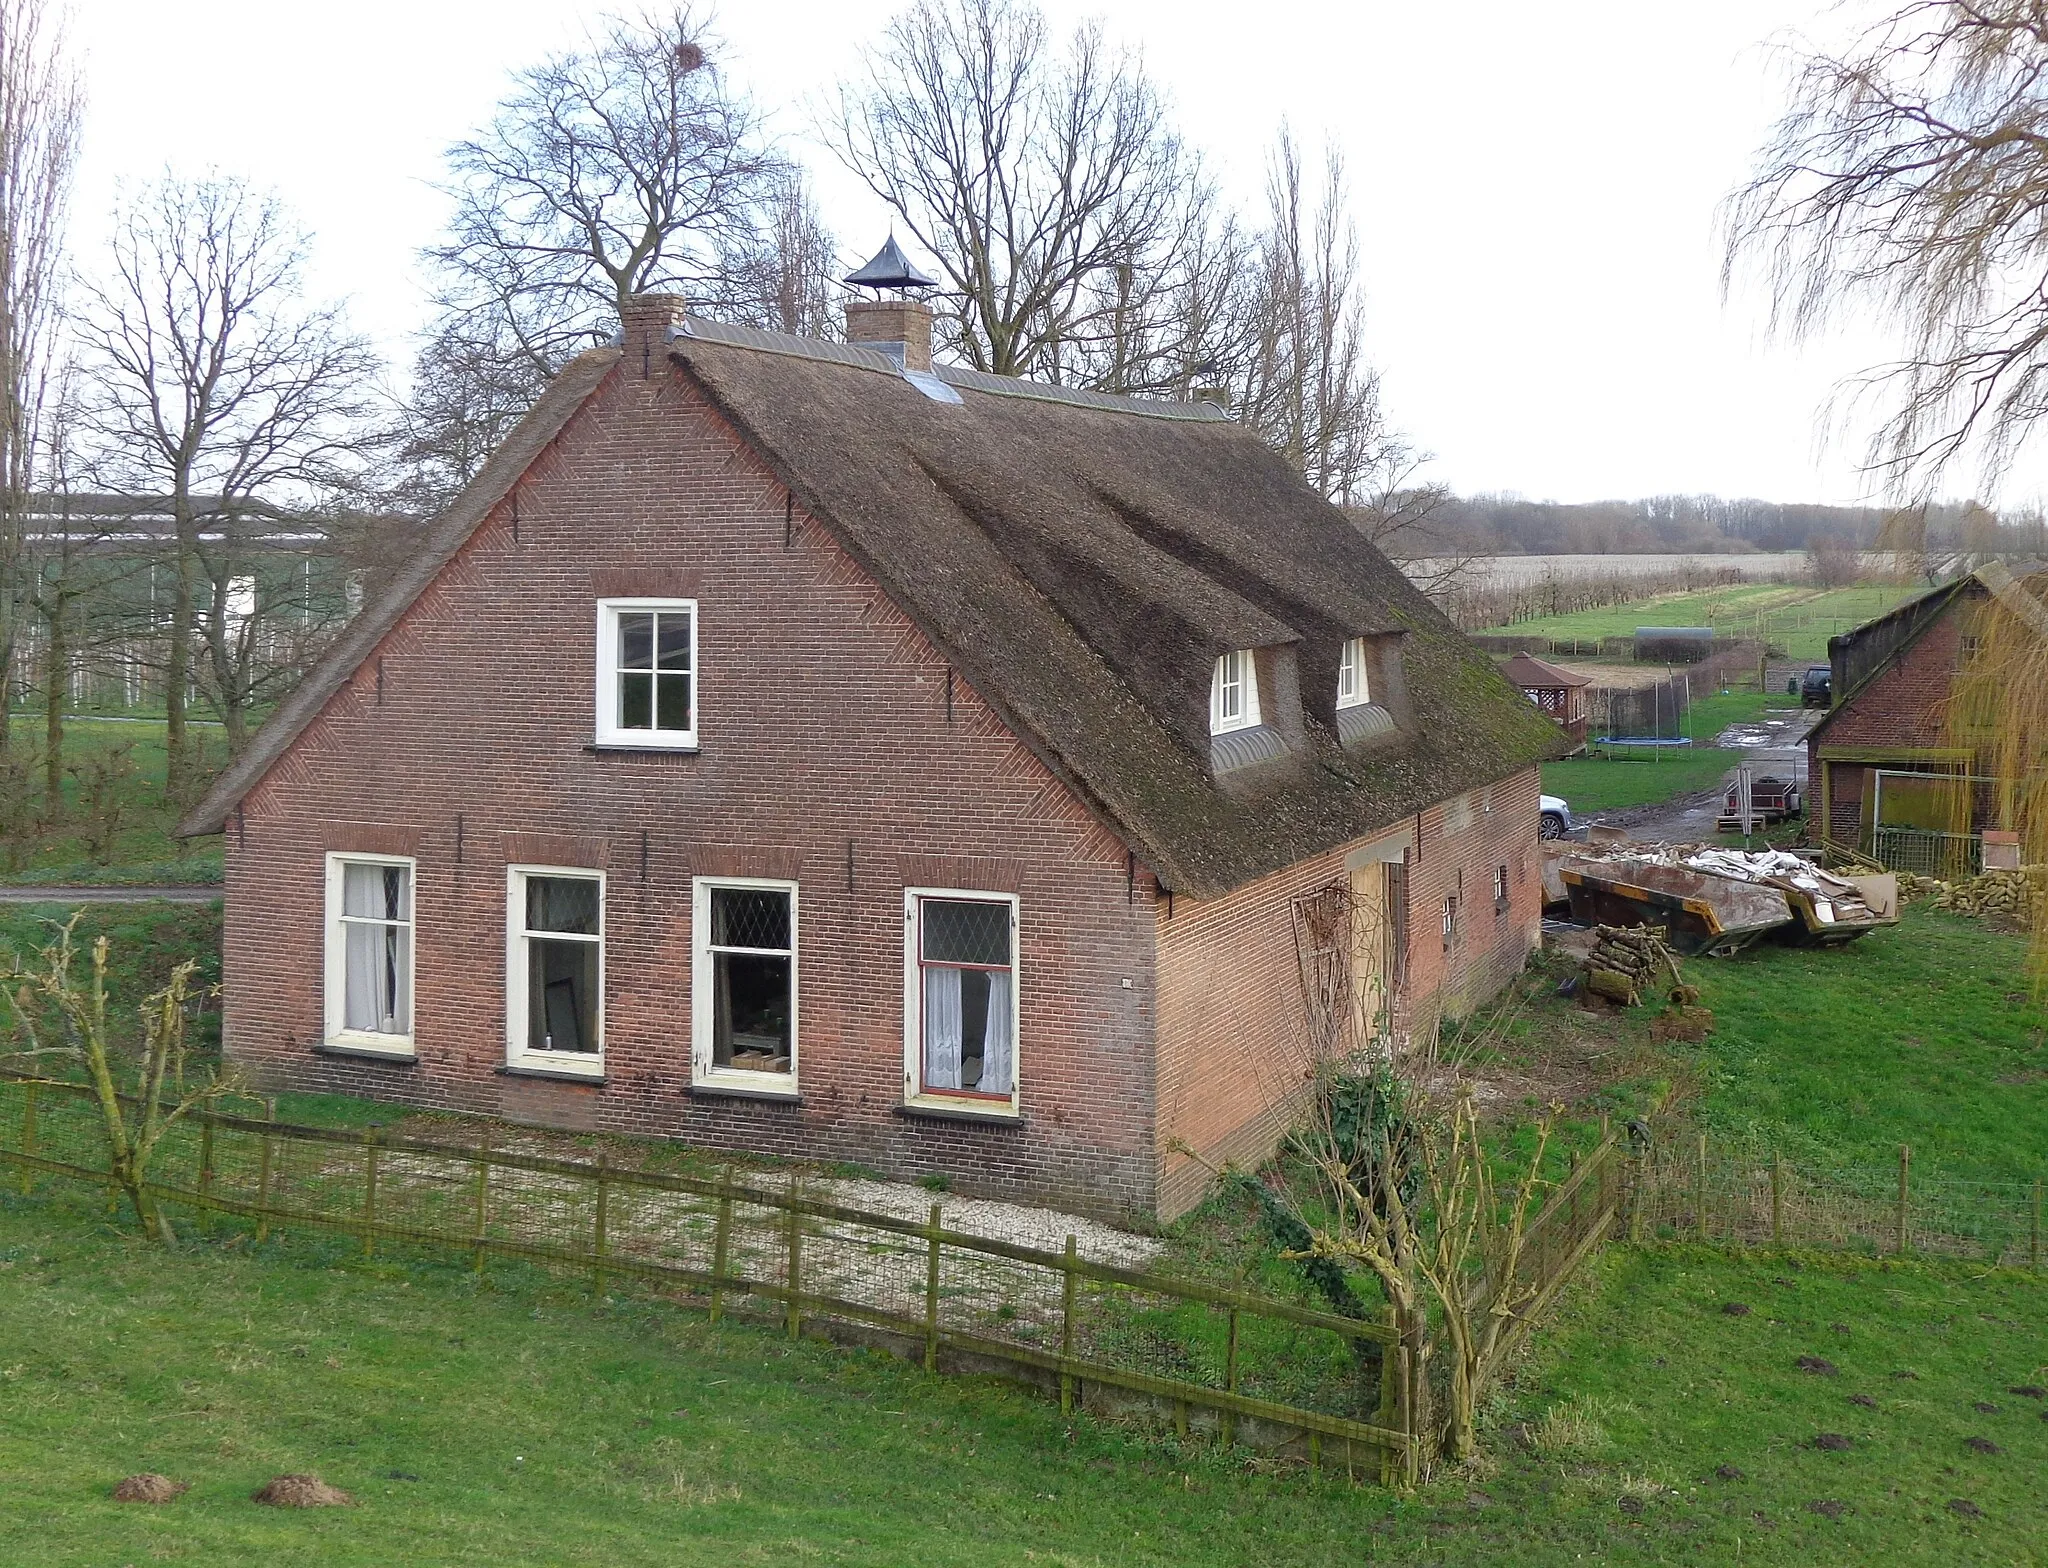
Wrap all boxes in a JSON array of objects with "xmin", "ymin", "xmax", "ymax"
[
  {"xmin": 0, "ymin": 0, "xmax": 80, "ymax": 766},
  {"xmin": 717, "ymin": 169, "xmax": 842, "ymax": 339},
  {"xmin": 1238, "ymin": 133, "xmax": 1385, "ymax": 505},
  {"xmin": 75, "ymin": 176, "xmax": 380, "ymax": 776},
  {"xmin": 1727, "ymin": 3, "xmax": 2048, "ymax": 493},
  {"xmin": 390, "ymin": 320, "xmax": 552, "ymax": 517},
  {"xmin": 824, "ymin": 0, "xmax": 1205, "ymax": 385},
  {"xmin": 427, "ymin": 6, "xmax": 780, "ymax": 382}
]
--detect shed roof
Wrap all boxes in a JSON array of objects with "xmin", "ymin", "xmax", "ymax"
[
  {"xmin": 183, "ymin": 314, "xmax": 1566, "ymax": 897},
  {"xmin": 1500, "ymin": 653, "xmax": 1594, "ymax": 689}
]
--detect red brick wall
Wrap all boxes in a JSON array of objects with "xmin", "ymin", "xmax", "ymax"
[
  {"xmin": 224, "ymin": 345, "xmax": 1164, "ymax": 1218},
  {"xmin": 1152, "ymin": 766, "xmax": 1541, "ymax": 1220},
  {"xmin": 1808, "ymin": 601, "xmax": 1972, "ymax": 846}
]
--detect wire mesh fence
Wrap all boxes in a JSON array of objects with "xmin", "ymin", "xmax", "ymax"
[
  {"xmin": 0, "ymin": 1074, "xmax": 1418, "ymax": 1481},
  {"xmin": 1625, "ymin": 1133, "xmax": 2045, "ymax": 1268}
]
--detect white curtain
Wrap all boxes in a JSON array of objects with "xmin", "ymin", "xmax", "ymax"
[
  {"xmin": 979, "ymin": 972, "xmax": 1013, "ymax": 1094},
  {"xmin": 343, "ymin": 923, "xmax": 408, "ymax": 1034},
  {"xmin": 923, "ymin": 966, "xmax": 963, "ymax": 1090}
]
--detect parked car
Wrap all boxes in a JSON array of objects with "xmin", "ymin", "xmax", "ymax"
[
  {"xmin": 1540, "ymin": 793, "xmax": 1575, "ymax": 840},
  {"xmin": 1800, "ymin": 665, "xmax": 1832, "ymax": 708}
]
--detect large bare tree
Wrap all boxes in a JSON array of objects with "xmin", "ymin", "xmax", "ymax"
[
  {"xmin": 824, "ymin": 0, "xmax": 1212, "ymax": 388},
  {"xmin": 1727, "ymin": 2, "xmax": 2048, "ymax": 493},
  {"xmin": 75, "ymin": 176, "xmax": 379, "ymax": 778},
  {"xmin": 0, "ymin": 0, "xmax": 80, "ymax": 765},
  {"xmin": 427, "ymin": 6, "xmax": 780, "ymax": 381},
  {"xmin": 717, "ymin": 169, "xmax": 841, "ymax": 339}
]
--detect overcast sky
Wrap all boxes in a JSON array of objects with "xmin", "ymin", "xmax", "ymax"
[{"xmin": 65, "ymin": 0, "xmax": 1936, "ymax": 508}]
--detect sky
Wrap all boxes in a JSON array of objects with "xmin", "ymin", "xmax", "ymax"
[{"xmin": 61, "ymin": 0, "xmax": 1937, "ymax": 508}]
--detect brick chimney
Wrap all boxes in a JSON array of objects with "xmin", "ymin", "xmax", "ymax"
[
  {"xmin": 619, "ymin": 293, "xmax": 690, "ymax": 375},
  {"xmin": 845, "ymin": 298, "xmax": 932, "ymax": 374}
]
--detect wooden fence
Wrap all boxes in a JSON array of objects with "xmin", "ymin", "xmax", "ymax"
[{"xmin": 0, "ymin": 1075, "xmax": 1430, "ymax": 1483}]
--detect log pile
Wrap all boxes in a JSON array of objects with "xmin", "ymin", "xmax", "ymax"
[
  {"xmin": 1931, "ymin": 865, "xmax": 2048, "ymax": 923},
  {"xmin": 1582, "ymin": 925, "xmax": 1681, "ymax": 1008}
]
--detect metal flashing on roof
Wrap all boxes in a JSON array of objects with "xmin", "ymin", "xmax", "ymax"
[
  {"xmin": 1210, "ymin": 723, "xmax": 1289, "ymax": 774},
  {"xmin": 903, "ymin": 369, "xmax": 964, "ymax": 405},
  {"xmin": 936, "ymin": 364, "xmax": 1230, "ymax": 423},
  {"xmin": 1337, "ymin": 702, "xmax": 1397, "ymax": 748}
]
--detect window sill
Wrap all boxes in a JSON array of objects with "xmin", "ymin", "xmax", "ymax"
[
  {"xmin": 314, "ymin": 1040, "xmax": 417, "ymax": 1065},
  {"xmin": 496, "ymin": 1063, "xmax": 606, "ymax": 1087},
  {"xmin": 894, "ymin": 1100, "xmax": 1025, "ymax": 1128},
  {"xmin": 688, "ymin": 1082, "xmax": 803, "ymax": 1106},
  {"xmin": 584, "ymin": 741, "xmax": 700, "ymax": 756}
]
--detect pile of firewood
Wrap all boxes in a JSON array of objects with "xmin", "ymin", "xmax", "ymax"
[
  {"xmin": 1581, "ymin": 925, "xmax": 1680, "ymax": 1008},
  {"xmin": 1895, "ymin": 865, "xmax": 2047, "ymax": 922}
]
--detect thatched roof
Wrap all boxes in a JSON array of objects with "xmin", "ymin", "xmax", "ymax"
[{"xmin": 184, "ymin": 319, "xmax": 1566, "ymax": 897}]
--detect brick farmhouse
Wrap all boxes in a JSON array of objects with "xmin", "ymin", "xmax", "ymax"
[{"xmin": 184, "ymin": 291, "xmax": 1565, "ymax": 1221}]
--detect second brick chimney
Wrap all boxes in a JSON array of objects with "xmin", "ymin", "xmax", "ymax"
[{"xmin": 844, "ymin": 298, "xmax": 933, "ymax": 374}]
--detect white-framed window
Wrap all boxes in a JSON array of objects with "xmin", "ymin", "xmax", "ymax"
[
  {"xmin": 323, "ymin": 853, "xmax": 415, "ymax": 1055},
  {"xmin": 594, "ymin": 598, "xmax": 697, "ymax": 748},
  {"xmin": 505, "ymin": 866, "xmax": 605, "ymax": 1076},
  {"xmin": 692, "ymin": 877, "xmax": 799, "ymax": 1094},
  {"xmin": 1337, "ymin": 637, "xmax": 1371, "ymax": 708},
  {"xmin": 1210, "ymin": 649, "xmax": 1261, "ymax": 735},
  {"xmin": 903, "ymin": 889, "xmax": 1021, "ymax": 1114}
]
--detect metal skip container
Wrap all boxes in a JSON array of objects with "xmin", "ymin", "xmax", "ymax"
[{"xmin": 1559, "ymin": 857, "xmax": 1794, "ymax": 956}]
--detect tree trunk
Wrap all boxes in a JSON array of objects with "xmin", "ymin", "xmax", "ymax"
[
  {"xmin": 164, "ymin": 526, "xmax": 193, "ymax": 799},
  {"xmin": 41, "ymin": 579, "xmax": 63, "ymax": 805}
]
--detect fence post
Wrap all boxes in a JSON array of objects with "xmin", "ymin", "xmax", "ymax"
[
  {"xmin": 254, "ymin": 1100, "xmax": 276, "ymax": 1243},
  {"xmin": 1696, "ymin": 1133, "xmax": 1709, "ymax": 1241},
  {"xmin": 784, "ymin": 1193, "xmax": 803, "ymax": 1341},
  {"xmin": 1059, "ymin": 1233, "xmax": 1077, "ymax": 1415},
  {"xmin": 1376, "ymin": 1310, "xmax": 1401, "ymax": 1487},
  {"xmin": 709, "ymin": 1169, "xmax": 733, "ymax": 1324},
  {"xmin": 18, "ymin": 1080, "xmax": 37, "ymax": 1196},
  {"xmin": 923, "ymin": 1202, "xmax": 942, "ymax": 1372},
  {"xmin": 471, "ymin": 1130, "xmax": 491, "ymax": 1275},
  {"xmin": 1895, "ymin": 1144, "xmax": 1911, "ymax": 1255},
  {"xmin": 361, "ymin": 1129, "xmax": 379, "ymax": 1259},
  {"xmin": 592, "ymin": 1153, "xmax": 610, "ymax": 1297},
  {"xmin": 1770, "ymin": 1154, "xmax": 1783, "ymax": 1246},
  {"xmin": 197, "ymin": 1118, "xmax": 215, "ymax": 1200},
  {"xmin": 1221, "ymin": 1307, "xmax": 1241, "ymax": 1447}
]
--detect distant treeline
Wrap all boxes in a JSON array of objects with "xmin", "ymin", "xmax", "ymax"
[{"xmin": 1425, "ymin": 494, "xmax": 2047, "ymax": 556}]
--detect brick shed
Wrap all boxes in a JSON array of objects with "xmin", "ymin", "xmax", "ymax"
[
  {"xmin": 183, "ymin": 291, "xmax": 1566, "ymax": 1222},
  {"xmin": 1807, "ymin": 564, "xmax": 2045, "ymax": 875}
]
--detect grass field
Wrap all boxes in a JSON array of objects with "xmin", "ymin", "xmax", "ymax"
[
  {"xmin": 1486, "ymin": 581, "xmax": 1914, "ymax": 662},
  {"xmin": 0, "ymin": 1188, "xmax": 2041, "ymax": 1567},
  {"xmin": 1, "ymin": 717, "xmax": 224, "ymax": 885},
  {"xmin": 1682, "ymin": 912, "xmax": 2048, "ymax": 1179},
  {"xmin": 1539, "ymin": 690, "xmax": 1794, "ymax": 813}
]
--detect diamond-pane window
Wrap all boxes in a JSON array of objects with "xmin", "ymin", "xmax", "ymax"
[
  {"xmin": 912, "ymin": 894, "xmax": 1017, "ymax": 1103},
  {"xmin": 697, "ymin": 881, "xmax": 797, "ymax": 1081}
]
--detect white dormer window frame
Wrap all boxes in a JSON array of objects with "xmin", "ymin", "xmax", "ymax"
[
  {"xmin": 595, "ymin": 598, "xmax": 698, "ymax": 749},
  {"xmin": 1210, "ymin": 649, "xmax": 1262, "ymax": 735},
  {"xmin": 1337, "ymin": 637, "xmax": 1371, "ymax": 709}
]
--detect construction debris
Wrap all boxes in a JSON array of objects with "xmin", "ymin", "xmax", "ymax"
[{"xmin": 1555, "ymin": 843, "xmax": 1897, "ymax": 951}]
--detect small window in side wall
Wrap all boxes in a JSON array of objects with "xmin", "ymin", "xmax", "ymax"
[
  {"xmin": 1210, "ymin": 649, "xmax": 1261, "ymax": 734},
  {"xmin": 904, "ymin": 889, "xmax": 1020, "ymax": 1113},
  {"xmin": 692, "ymin": 878, "xmax": 799, "ymax": 1093},
  {"xmin": 506, "ymin": 867, "xmax": 605, "ymax": 1076},
  {"xmin": 1494, "ymin": 864, "xmax": 1510, "ymax": 914},
  {"xmin": 1337, "ymin": 638, "xmax": 1371, "ymax": 709},
  {"xmin": 324, "ymin": 854, "xmax": 415, "ymax": 1054},
  {"xmin": 1960, "ymin": 633, "xmax": 1984, "ymax": 666},
  {"xmin": 595, "ymin": 599, "xmax": 696, "ymax": 747},
  {"xmin": 1441, "ymin": 893, "xmax": 1459, "ymax": 952}
]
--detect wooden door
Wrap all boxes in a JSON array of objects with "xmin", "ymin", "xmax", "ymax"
[{"xmin": 1348, "ymin": 862, "xmax": 1392, "ymax": 1051}]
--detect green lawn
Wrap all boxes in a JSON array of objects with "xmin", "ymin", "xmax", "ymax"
[
  {"xmin": 1, "ymin": 716, "xmax": 224, "ymax": 885},
  {"xmin": 1486, "ymin": 581, "xmax": 1915, "ymax": 662},
  {"xmin": 1, "ymin": 1189, "xmax": 2041, "ymax": 1566},
  {"xmin": 1541, "ymin": 691, "xmax": 1794, "ymax": 813},
  {"xmin": 1681, "ymin": 912, "xmax": 2048, "ymax": 1179}
]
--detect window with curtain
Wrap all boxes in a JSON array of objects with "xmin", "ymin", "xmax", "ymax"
[
  {"xmin": 1337, "ymin": 638, "xmax": 1371, "ymax": 708},
  {"xmin": 1210, "ymin": 649, "xmax": 1260, "ymax": 734},
  {"xmin": 693, "ymin": 879, "xmax": 797, "ymax": 1087},
  {"xmin": 508, "ymin": 870, "xmax": 604, "ymax": 1073},
  {"xmin": 595, "ymin": 599, "xmax": 696, "ymax": 747},
  {"xmin": 910, "ymin": 894, "xmax": 1017, "ymax": 1103},
  {"xmin": 325, "ymin": 856, "xmax": 413, "ymax": 1051}
]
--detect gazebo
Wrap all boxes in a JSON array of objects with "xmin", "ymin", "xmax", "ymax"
[{"xmin": 1500, "ymin": 652, "xmax": 1593, "ymax": 752}]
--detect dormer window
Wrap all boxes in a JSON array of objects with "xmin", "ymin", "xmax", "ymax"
[
  {"xmin": 1337, "ymin": 638, "xmax": 1371, "ymax": 709},
  {"xmin": 1210, "ymin": 650, "xmax": 1261, "ymax": 734}
]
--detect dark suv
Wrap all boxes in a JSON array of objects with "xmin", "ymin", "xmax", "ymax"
[{"xmin": 1800, "ymin": 665, "xmax": 1832, "ymax": 708}]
